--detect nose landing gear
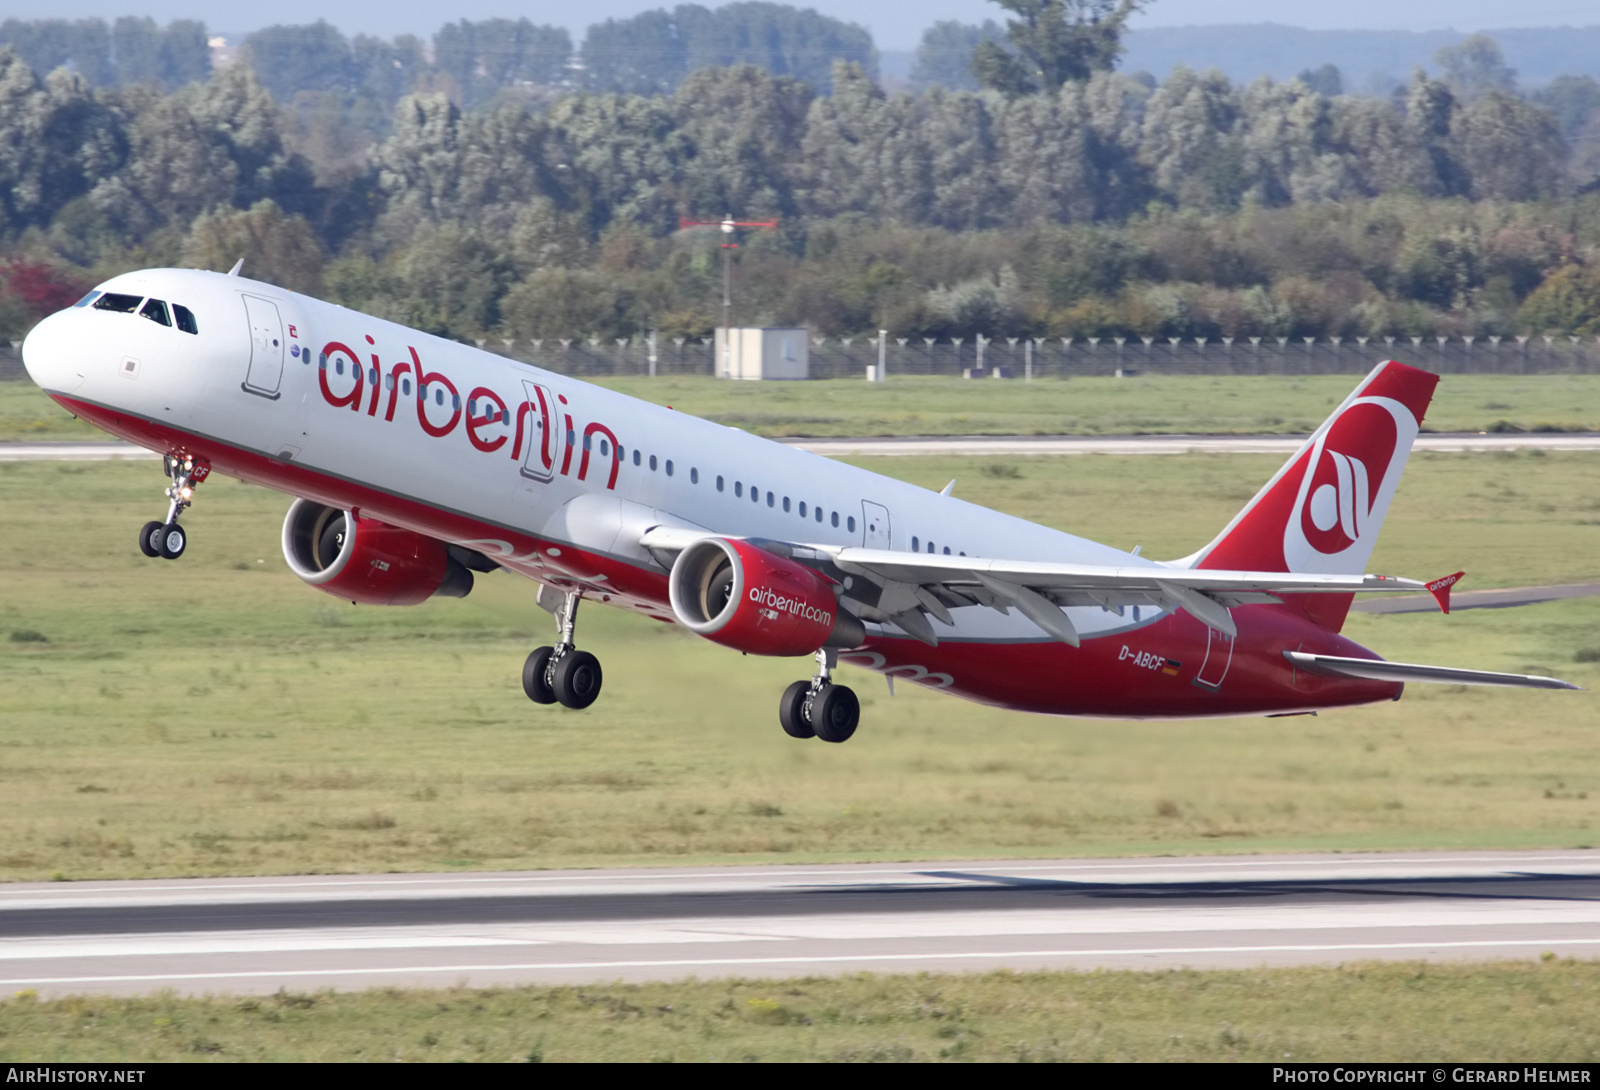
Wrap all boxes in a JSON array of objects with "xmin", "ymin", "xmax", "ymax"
[
  {"xmin": 779, "ymin": 649, "xmax": 860, "ymax": 743},
  {"xmin": 138, "ymin": 454, "xmax": 208, "ymax": 560},
  {"xmin": 522, "ymin": 587, "xmax": 604, "ymax": 710}
]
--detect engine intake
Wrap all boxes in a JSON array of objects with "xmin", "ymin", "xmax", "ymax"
[
  {"xmin": 281, "ymin": 499, "xmax": 474, "ymax": 605},
  {"xmin": 668, "ymin": 537, "xmax": 863, "ymax": 656}
]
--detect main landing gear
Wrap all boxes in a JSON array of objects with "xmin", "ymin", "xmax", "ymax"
[
  {"xmin": 779, "ymin": 649, "xmax": 860, "ymax": 744},
  {"xmin": 522, "ymin": 588, "xmax": 604, "ymax": 710},
  {"xmin": 138, "ymin": 453, "xmax": 206, "ymax": 561}
]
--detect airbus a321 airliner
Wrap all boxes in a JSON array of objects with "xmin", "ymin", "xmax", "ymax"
[{"xmin": 21, "ymin": 267, "xmax": 1578, "ymax": 741}]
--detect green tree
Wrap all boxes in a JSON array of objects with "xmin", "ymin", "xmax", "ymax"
[
  {"xmin": 1434, "ymin": 34, "xmax": 1516, "ymax": 99},
  {"xmin": 582, "ymin": 4, "xmax": 875, "ymax": 96},
  {"xmin": 244, "ymin": 22, "xmax": 354, "ymax": 100},
  {"xmin": 1517, "ymin": 265, "xmax": 1600, "ymax": 335},
  {"xmin": 673, "ymin": 65, "xmax": 811, "ymax": 223},
  {"xmin": 910, "ymin": 21, "xmax": 1005, "ymax": 91},
  {"xmin": 1296, "ymin": 64, "xmax": 1342, "ymax": 98},
  {"xmin": 181, "ymin": 199, "xmax": 328, "ymax": 294},
  {"xmin": 0, "ymin": 51, "xmax": 127, "ymax": 232},
  {"xmin": 971, "ymin": 0, "xmax": 1141, "ymax": 96},
  {"xmin": 1451, "ymin": 91, "xmax": 1566, "ymax": 202}
]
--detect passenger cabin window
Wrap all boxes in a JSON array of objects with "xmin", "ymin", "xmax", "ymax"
[
  {"xmin": 633, "ymin": 450, "xmax": 641, "ymax": 466},
  {"xmin": 92, "ymin": 293, "xmax": 141, "ymax": 314},
  {"xmin": 717, "ymin": 476, "xmax": 725, "ymax": 492},
  {"xmin": 173, "ymin": 304, "xmax": 199, "ymax": 335},
  {"xmin": 665, "ymin": 460, "xmax": 674, "ymax": 476},
  {"xmin": 139, "ymin": 299, "xmax": 171, "ymax": 327},
  {"xmin": 848, "ymin": 516, "xmax": 856, "ymax": 532},
  {"xmin": 649, "ymin": 455, "xmax": 658, "ymax": 471}
]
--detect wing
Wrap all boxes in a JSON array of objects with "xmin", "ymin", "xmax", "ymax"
[
  {"xmin": 638, "ymin": 526, "xmax": 1424, "ymax": 648},
  {"xmin": 1285, "ymin": 651, "xmax": 1581, "ymax": 691}
]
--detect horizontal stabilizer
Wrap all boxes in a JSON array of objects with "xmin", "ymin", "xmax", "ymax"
[
  {"xmin": 1284, "ymin": 651, "xmax": 1581, "ymax": 690},
  {"xmin": 1427, "ymin": 570, "xmax": 1465, "ymax": 614}
]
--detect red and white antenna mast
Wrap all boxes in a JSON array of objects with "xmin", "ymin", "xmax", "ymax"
[{"xmin": 679, "ymin": 214, "xmax": 778, "ymax": 372}]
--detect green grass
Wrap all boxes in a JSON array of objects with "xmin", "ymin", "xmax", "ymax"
[
  {"xmin": 4, "ymin": 961, "xmax": 1600, "ymax": 1061},
  {"xmin": 0, "ymin": 450, "xmax": 1596, "ymax": 882},
  {"xmin": 591, "ymin": 373, "xmax": 1600, "ymax": 437},
  {"xmin": 7, "ymin": 373, "xmax": 1600, "ymax": 442}
]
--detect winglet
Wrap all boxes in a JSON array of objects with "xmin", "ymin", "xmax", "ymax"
[
  {"xmin": 939, "ymin": 479, "xmax": 955, "ymax": 497},
  {"xmin": 1427, "ymin": 571, "xmax": 1466, "ymax": 614},
  {"xmin": 227, "ymin": 257, "xmax": 244, "ymax": 277}
]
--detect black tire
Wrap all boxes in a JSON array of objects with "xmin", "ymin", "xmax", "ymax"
[
  {"xmin": 522, "ymin": 646, "xmax": 557, "ymax": 704},
  {"xmin": 811, "ymin": 684, "xmax": 860, "ymax": 744},
  {"xmin": 551, "ymin": 649, "xmax": 603, "ymax": 710},
  {"xmin": 157, "ymin": 523, "xmax": 186, "ymax": 560},
  {"xmin": 778, "ymin": 680, "xmax": 815, "ymax": 739},
  {"xmin": 138, "ymin": 521, "xmax": 163, "ymax": 558}
]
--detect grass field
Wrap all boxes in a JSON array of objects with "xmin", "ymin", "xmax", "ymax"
[
  {"xmin": 0, "ymin": 448, "xmax": 1595, "ymax": 882},
  {"xmin": 3, "ymin": 961, "xmax": 1599, "ymax": 1061},
  {"xmin": 6, "ymin": 373, "xmax": 1600, "ymax": 442}
]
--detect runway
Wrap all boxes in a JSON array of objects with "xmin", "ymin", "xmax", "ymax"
[
  {"xmin": 6, "ymin": 432, "xmax": 1600, "ymax": 462},
  {"xmin": 3, "ymin": 851, "xmax": 1599, "ymax": 997}
]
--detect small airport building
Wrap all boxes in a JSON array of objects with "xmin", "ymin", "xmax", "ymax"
[{"xmin": 715, "ymin": 327, "xmax": 809, "ymax": 380}]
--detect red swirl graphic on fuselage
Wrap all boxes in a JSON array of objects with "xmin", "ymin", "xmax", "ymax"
[{"xmin": 1298, "ymin": 402, "xmax": 1397, "ymax": 555}]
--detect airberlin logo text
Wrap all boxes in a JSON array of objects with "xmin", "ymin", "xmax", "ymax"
[
  {"xmin": 748, "ymin": 585, "xmax": 833, "ymax": 627},
  {"xmin": 316, "ymin": 339, "xmax": 620, "ymax": 490}
]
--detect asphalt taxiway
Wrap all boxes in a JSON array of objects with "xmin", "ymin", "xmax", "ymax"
[{"xmin": 3, "ymin": 851, "xmax": 1599, "ymax": 997}]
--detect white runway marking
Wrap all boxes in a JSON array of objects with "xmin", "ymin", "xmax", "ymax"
[
  {"xmin": 8, "ymin": 938, "xmax": 1600, "ymax": 990},
  {"xmin": 3, "ymin": 851, "xmax": 1599, "ymax": 994}
]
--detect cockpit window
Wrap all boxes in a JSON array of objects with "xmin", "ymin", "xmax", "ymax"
[
  {"xmin": 92, "ymin": 293, "xmax": 142, "ymax": 314},
  {"xmin": 139, "ymin": 299, "xmax": 171, "ymax": 327},
  {"xmin": 73, "ymin": 291, "xmax": 101, "ymax": 308},
  {"xmin": 173, "ymin": 304, "xmax": 199, "ymax": 335}
]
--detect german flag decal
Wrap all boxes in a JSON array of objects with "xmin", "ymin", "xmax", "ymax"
[{"xmin": 1162, "ymin": 659, "xmax": 1182, "ymax": 676}]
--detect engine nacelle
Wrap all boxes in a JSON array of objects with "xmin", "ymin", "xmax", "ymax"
[
  {"xmin": 668, "ymin": 537, "xmax": 863, "ymax": 656},
  {"xmin": 281, "ymin": 499, "xmax": 473, "ymax": 606}
]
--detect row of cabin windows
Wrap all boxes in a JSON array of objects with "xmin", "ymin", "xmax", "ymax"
[
  {"xmin": 910, "ymin": 536, "xmax": 961, "ymax": 555},
  {"xmin": 80, "ymin": 291, "xmax": 199, "ymax": 335},
  {"xmin": 715, "ymin": 474, "xmax": 857, "ymax": 532}
]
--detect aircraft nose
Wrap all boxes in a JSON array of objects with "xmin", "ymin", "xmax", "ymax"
[{"xmin": 21, "ymin": 311, "xmax": 84, "ymax": 395}]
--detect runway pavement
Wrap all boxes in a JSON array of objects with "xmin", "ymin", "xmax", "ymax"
[
  {"xmin": 3, "ymin": 851, "xmax": 1599, "ymax": 997},
  {"xmin": 7, "ymin": 433, "xmax": 1600, "ymax": 462}
]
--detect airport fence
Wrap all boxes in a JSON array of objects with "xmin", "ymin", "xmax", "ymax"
[
  {"xmin": 7, "ymin": 335, "xmax": 1600, "ymax": 385},
  {"xmin": 483, "ymin": 334, "xmax": 1600, "ymax": 379}
]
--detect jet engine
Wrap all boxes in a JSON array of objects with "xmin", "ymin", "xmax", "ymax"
[
  {"xmin": 281, "ymin": 498, "xmax": 474, "ymax": 606},
  {"xmin": 668, "ymin": 537, "xmax": 863, "ymax": 656}
]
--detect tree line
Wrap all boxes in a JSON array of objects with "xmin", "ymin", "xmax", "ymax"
[{"xmin": 7, "ymin": 13, "xmax": 1600, "ymax": 348}]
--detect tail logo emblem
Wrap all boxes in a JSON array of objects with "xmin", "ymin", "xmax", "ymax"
[{"xmin": 1285, "ymin": 397, "xmax": 1416, "ymax": 571}]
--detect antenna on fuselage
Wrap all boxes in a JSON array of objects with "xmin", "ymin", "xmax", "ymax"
[{"xmin": 227, "ymin": 258, "xmax": 244, "ymax": 277}]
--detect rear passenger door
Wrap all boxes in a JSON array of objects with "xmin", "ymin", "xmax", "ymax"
[{"xmin": 241, "ymin": 294, "xmax": 285, "ymax": 399}]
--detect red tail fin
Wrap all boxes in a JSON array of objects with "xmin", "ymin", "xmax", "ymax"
[{"xmin": 1188, "ymin": 361, "xmax": 1439, "ymax": 631}]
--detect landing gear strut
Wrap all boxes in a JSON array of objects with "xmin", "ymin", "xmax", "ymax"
[
  {"xmin": 779, "ymin": 649, "xmax": 860, "ymax": 743},
  {"xmin": 522, "ymin": 588, "xmax": 604, "ymax": 710},
  {"xmin": 138, "ymin": 453, "xmax": 207, "ymax": 561}
]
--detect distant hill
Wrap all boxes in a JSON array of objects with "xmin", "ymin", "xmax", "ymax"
[{"xmin": 1121, "ymin": 23, "xmax": 1600, "ymax": 89}]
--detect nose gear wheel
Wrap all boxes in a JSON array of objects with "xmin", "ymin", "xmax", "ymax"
[{"xmin": 136, "ymin": 453, "xmax": 207, "ymax": 561}]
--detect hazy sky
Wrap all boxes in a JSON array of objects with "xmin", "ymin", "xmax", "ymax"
[{"xmin": 0, "ymin": 0, "xmax": 1596, "ymax": 50}]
